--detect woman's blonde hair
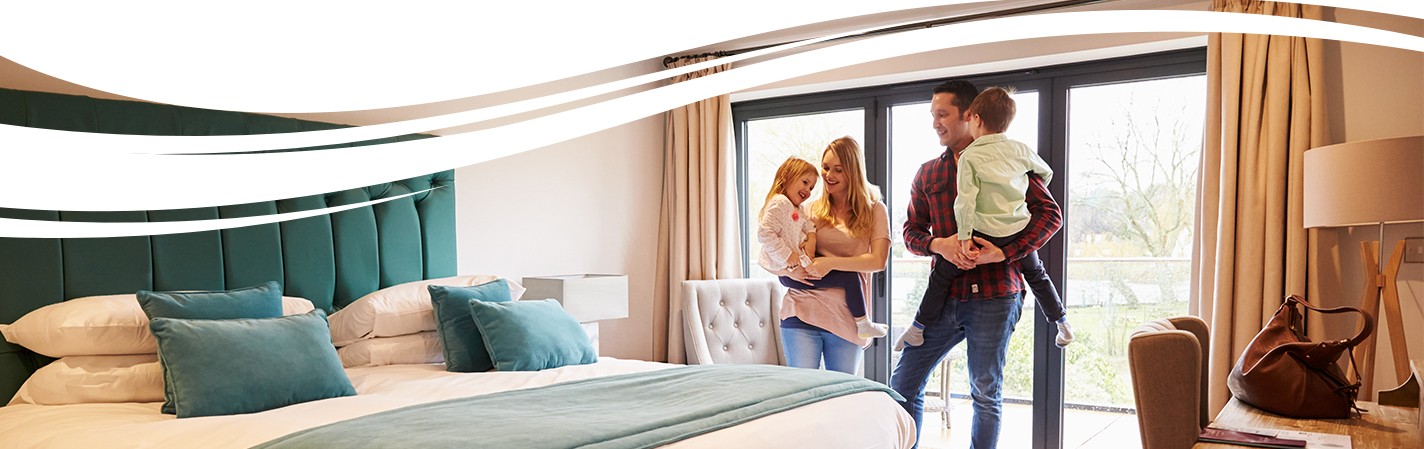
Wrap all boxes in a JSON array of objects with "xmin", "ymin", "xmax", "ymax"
[
  {"xmin": 759, "ymin": 157, "xmax": 819, "ymax": 220},
  {"xmin": 811, "ymin": 136, "xmax": 880, "ymax": 239}
]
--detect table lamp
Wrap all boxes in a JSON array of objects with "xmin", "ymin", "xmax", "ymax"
[{"xmin": 1303, "ymin": 135, "xmax": 1424, "ymax": 398}]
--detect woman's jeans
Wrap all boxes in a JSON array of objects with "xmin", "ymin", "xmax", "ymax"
[
  {"xmin": 780, "ymin": 325, "xmax": 863, "ymax": 375},
  {"xmin": 889, "ymin": 292, "xmax": 1023, "ymax": 449}
]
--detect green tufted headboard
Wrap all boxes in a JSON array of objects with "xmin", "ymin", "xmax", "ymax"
[{"xmin": 0, "ymin": 88, "xmax": 457, "ymax": 401}]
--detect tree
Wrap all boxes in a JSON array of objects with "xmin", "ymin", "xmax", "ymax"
[
  {"xmin": 1075, "ymin": 97, "xmax": 1199, "ymax": 259},
  {"xmin": 1070, "ymin": 93, "xmax": 1201, "ymax": 305}
]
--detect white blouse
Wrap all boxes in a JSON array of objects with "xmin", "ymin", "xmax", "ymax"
[{"xmin": 756, "ymin": 194, "xmax": 815, "ymax": 273}]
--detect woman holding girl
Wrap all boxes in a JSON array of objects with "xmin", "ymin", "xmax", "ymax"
[{"xmin": 768, "ymin": 136, "xmax": 891, "ymax": 374}]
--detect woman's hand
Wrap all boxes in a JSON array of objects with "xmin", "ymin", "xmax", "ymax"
[
  {"xmin": 804, "ymin": 258, "xmax": 834, "ymax": 278},
  {"xmin": 784, "ymin": 266, "xmax": 817, "ymax": 285}
]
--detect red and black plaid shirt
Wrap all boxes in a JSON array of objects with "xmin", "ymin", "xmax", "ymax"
[{"xmin": 902, "ymin": 147, "xmax": 1062, "ymax": 300}]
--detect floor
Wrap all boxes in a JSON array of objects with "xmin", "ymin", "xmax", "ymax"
[{"xmin": 917, "ymin": 398, "xmax": 1143, "ymax": 449}]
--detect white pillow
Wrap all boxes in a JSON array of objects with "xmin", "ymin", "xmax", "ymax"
[
  {"xmin": 7, "ymin": 354, "xmax": 163, "ymax": 406},
  {"xmin": 336, "ymin": 331, "xmax": 443, "ymax": 368},
  {"xmin": 329, "ymin": 275, "xmax": 526, "ymax": 347},
  {"xmin": 0, "ymin": 294, "xmax": 316, "ymax": 358}
]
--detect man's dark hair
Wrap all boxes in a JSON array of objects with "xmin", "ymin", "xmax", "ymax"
[{"xmin": 932, "ymin": 80, "xmax": 979, "ymax": 112}]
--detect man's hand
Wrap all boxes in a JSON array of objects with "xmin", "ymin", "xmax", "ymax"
[
  {"xmin": 971, "ymin": 237, "xmax": 1006, "ymax": 264},
  {"xmin": 930, "ymin": 236, "xmax": 976, "ymax": 270},
  {"xmin": 959, "ymin": 238, "xmax": 981, "ymax": 261}
]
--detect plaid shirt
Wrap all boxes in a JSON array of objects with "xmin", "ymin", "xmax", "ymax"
[{"xmin": 903, "ymin": 147, "xmax": 1062, "ymax": 300}]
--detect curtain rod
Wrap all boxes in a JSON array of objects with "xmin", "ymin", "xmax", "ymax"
[{"xmin": 662, "ymin": 0, "xmax": 1111, "ymax": 67}]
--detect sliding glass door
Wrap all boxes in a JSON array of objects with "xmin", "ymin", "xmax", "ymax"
[
  {"xmin": 734, "ymin": 48, "xmax": 1206, "ymax": 449},
  {"xmin": 1058, "ymin": 73, "xmax": 1205, "ymax": 448}
]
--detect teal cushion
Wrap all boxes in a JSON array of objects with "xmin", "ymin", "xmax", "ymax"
[
  {"xmin": 137, "ymin": 280, "xmax": 283, "ymax": 320},
  {"xmin": 467, "ymin": 299, "xmax": 597, "ymax": 372},
  {"xmin": 148, "ymin": 310, "xmax": 355, "ymax": 418},
  {"xmin": 138, "ymin": 280, "xmax": 284, "ymax": 414},
  {"xmin": 428, "ymin": 280, "xmax": 512, "ymax": 372}
]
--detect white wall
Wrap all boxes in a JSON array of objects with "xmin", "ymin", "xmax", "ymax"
[
  {"xmin": 454, "ymin": 113, "xmax": 664, "ymax": 360},
  {"xmin": 1312, "ymin": 9, "xmax": 1424, "ymax": 398}
]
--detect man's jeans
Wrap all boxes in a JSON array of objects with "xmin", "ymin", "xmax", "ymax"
[{"xmin": 889, "ymin": 292, "xmax": 1023, "ymax": 449}]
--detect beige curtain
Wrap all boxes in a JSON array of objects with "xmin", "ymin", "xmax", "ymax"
[
  {"xmin": 654, "ymin": 55, "xmax": 743, "ymax": 363},
  {"xmin": 1192, "ymin": 0, "xmax": 1326, "ymax": 417}
]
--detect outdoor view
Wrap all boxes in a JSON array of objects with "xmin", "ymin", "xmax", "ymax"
[
  {"xmin": 738, "ymin": 74, "xmax": 1205, "ymax": 449},
  {"xmin": 1058, "ymin": 75, "xmax": 1204, "ymax": 442}
]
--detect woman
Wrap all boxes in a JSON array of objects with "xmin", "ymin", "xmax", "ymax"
[{"xmin": 775, "ymin": 136, "xmax": 891, "ymax": 374}]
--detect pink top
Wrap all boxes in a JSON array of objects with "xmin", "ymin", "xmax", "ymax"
[{"xmin": 778, "ymin": 201, "xmax": 890, "ymax": 348}]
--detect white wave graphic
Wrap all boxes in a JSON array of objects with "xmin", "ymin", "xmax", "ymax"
[
  {"xmin": 0, "ymin": 9, "xmax": 1419, "ymax": 236},
  {"xmin": 1292, "ymin": 0, "xmax": 1421, "ymax": 18},
  {"xmin": 0, "ymin": 189, "xmax": 432, "ymax": 238},
  {"xmin": 0, "ymin": 23, "xmax": 875, "ymax": 156},
  {"xmin": 4, "ymin": 4, "xmax": 1416, "ymax": 157},
  {"xmin": 0, "ymin": 1, "xmax": 966, "ymax": 113}
]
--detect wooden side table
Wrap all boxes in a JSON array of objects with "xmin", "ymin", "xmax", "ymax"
[{"xmin": 1193, "ymin": 398, "xmax": 1422, "ymax": 449}]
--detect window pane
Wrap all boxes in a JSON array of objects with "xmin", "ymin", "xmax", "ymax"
[
  {"xmin": 744, "ymin": 110, "xmax": 865, "ymax": 279},
  {"xmin": 1061, "ymin": 75, "xmax": 1204, "ymax": 446}
]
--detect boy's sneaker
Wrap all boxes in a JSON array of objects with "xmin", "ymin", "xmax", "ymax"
[
  {"xmin": 893, "ymin": 323, "xmax": 925, "ymax": 351},
  {"xmin": 857, "ymin": 319, "xmax": 889, "ymax": 339},
  {"xmin": 1055, "ymin": 318, "xmax": 1074, "ymax": 348}
]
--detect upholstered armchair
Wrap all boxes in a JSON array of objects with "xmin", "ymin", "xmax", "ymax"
[
  {"xmin": 1128, "ymin": 316, "xmax": 1211, "ymax": 449},
  {"xmin": 681, "ymin": 278, "xmax": 785, "ymax": 365}
]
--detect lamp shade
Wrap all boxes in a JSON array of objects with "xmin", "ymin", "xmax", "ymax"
[
  {"xmin": 520, "ymin": 274, "xmax": 629, "ymax": 323},
  {"xmin": 1303, "ymin": 135, "xmax": 1424, "ymax": 228}
]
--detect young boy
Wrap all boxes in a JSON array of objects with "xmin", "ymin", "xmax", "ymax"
[{"xmin": 895, "ymin": 86, "xmax": 1073, "ymax": 350}]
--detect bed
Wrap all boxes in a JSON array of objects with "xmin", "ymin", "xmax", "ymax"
[{"xmin": 0, "ymin": 90, "xmax": 913, "ymax": 448}]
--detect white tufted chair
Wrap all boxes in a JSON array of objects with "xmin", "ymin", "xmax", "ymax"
[{"xmin": 681, "ymin": 278, "xmax": 786, "ymax": 365}]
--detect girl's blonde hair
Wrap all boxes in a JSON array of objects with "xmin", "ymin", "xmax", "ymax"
[
  {"xmin": 759, "ymin": 157, "xmax": 819, "ymax": 220},
  {"xmin": 811, "ymin": 136, "xmax": 881, "ymax": 239}
]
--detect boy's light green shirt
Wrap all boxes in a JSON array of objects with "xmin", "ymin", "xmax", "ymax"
[{"xmin": 955, "ymin": 133, "xmax": 1054, "ymax": 241}]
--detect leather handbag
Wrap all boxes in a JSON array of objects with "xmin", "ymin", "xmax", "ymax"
[{"xmin": 1227, "ymin": 295, "xmax": 1373, "ymax": 419}]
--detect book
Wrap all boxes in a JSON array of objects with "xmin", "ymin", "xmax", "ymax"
[{"xmin": 1198, "ymin": 427, "xmax": 1308, "ymax": 448}]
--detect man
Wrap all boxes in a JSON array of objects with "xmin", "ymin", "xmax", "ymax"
[{"xmin": 890, "ymin": 79, "xmax": 1062, "ymax": 449}]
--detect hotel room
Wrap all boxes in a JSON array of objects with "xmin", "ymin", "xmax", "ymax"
[{"xmin": 0, "ymin": 1, "xmax": 1420, "ymax": 448}]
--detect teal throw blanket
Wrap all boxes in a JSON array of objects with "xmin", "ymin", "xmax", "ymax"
[{"xmin": 253, "ymin": 364, "xmax": 904, "ymax": 449}]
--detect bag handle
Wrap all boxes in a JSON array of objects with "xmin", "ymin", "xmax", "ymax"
[{"xmin": 1283, "ymin": 295, "xmax": 1374, "ymax": 347}]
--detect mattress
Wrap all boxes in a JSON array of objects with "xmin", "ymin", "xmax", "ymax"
[{"xmin": 0, "ymin": 358, "xmax": 915, "ymax": 449}]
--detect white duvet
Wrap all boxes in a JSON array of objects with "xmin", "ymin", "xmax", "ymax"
[{"xmin": 0, "ymin": 358, "xmax": 915, "ymax": 449}]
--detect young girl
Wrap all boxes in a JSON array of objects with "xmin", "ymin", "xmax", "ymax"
[{"xmin": 758, "ymin": 156, "xmax": 888, "ymax": 339}]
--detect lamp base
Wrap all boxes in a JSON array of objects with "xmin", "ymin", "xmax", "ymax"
[{"xmin": 1353, "ymin": 239, "xmax": 1410, "ymax": 400}]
